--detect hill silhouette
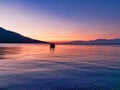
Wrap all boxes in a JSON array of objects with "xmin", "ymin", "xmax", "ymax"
[
  {"xmin": 0, "ymin": 27, "xmax": 47, "ymax": 43},
  {"xmin": 66, "ymin": 39, "xmax": 120, "ymax": 45}
]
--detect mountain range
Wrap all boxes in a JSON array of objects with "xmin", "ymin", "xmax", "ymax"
[
  {"xmin": 0, "ymin": 27, "xmax": 47, "ymax": 43},
  {"xmin": 65, "ymin": 39, "xmax": 120, "ymax": 45}
]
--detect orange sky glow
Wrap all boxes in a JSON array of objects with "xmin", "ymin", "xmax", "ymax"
[{"xmin": 0, "ymin": 0, "xmax": 120, "ymax": 42}]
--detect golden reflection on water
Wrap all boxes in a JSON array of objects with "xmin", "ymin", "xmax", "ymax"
[
  {"xmin": 0, "ymin": 44, "xmax": 120, "ymax": 89},
  {"xmin": 0, "ymin": 47, "xmax": 21, "ymax": 59},
  {"xmin": 0, "ymin": 44, "xmax": 120, "ymax": 61}
]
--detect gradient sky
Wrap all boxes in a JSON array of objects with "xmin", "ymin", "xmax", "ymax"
[{"xmin": 0, "ymin": 0, "xmax": 120, "ymax": 42}]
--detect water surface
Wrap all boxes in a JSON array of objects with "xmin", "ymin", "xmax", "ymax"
[{"xmin": 0, "ymin": 44, "xmax": 120, "ymax": 90}]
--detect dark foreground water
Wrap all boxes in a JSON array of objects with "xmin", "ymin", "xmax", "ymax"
[{"xmin": 0, "ymin": 44, "xmax": 120, "ymax": 90}]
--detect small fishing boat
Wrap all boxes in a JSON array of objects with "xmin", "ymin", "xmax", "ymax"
[{"xmin": 50, "ymin": 43, "xmax": 55, "ymax": 48}]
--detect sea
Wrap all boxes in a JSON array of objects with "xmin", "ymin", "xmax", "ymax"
[{"xmin": 0, "ymin": 44, "xmax": 120, "ymax": 90}]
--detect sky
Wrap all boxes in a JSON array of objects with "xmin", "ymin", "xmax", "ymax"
[{"xmin": 0, "ymin": 0, "xmax": 120, "ymax": 42}]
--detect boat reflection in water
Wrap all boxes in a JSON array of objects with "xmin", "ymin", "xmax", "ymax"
[{"xmin": 50, "ymin": 43, "xmax": 55, "ymax": 54}]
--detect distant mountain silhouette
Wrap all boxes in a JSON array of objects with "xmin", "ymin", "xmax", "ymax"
[
  {"xmin": 66, "ymin": 39, "xmax": 120, "ymax": 45},
  {"xmin": 0, "ymin": 27, "xmax": 47, "ymax": 43}
]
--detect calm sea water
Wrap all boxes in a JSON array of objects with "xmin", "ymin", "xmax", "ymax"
[{"xmin": 0, "ymin": 44, "xmax": 120, "ymax": 90}]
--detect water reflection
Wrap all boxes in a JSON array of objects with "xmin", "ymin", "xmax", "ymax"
[
  {"xmin": 50, "ymin": 43, "xmax": 55, "ymax": 54},
  {"xmin": 0, "ymin": 44, "xmax": 120, "ymax": 90},
  {"xmin": 0, "ymin": 47, "xmax": 21, "ymax": 59}
]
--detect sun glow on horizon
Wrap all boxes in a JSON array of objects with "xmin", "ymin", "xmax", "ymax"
[{"xmin": 0, "ymin": 0, "xmax": 120, "ymax": 42}]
